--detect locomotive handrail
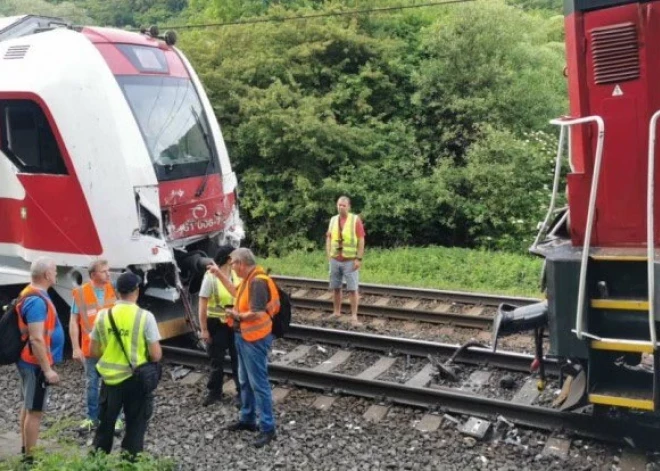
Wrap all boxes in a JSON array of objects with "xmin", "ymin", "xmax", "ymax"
[
  {"xmin": 646, "ymin": 110, "xmax": 660, "ymax": 348},
  {"xmin": 530, "ymin": 125, "xmax": 567, "ymax": 250},
  {"xmin": 549, "ymin": 116, "xmax": 605, "ymax": 341}
]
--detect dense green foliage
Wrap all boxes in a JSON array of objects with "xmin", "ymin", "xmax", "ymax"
[{"xmin": 7, "ymin": 0, "xmax": 567, "ymax": 254}]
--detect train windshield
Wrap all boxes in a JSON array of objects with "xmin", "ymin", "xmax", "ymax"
[{"xmin": 117, "ymin": 76, "xmax": 215, "ymax": 182}]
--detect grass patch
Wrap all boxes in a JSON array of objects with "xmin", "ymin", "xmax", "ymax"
[
  {"xmin": 262, "ymin": 246, "xmax": 544, "ymax": 297},
  {"xmin": 0, "ymin": 447, "xmax": 176, "ymax": 470}
]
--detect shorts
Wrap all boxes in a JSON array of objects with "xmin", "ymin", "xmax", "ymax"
[
  {"xmin": 17, "ymin": 365, "xmax": 49, "ymax": 412},
  {"xmin": 329, "ymin": 258, "xmax": 359, "ymax": 291}
]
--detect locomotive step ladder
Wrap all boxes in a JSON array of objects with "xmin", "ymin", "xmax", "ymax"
[
  {"xmin": 584, "ymin": 253, "xmax": 659, "ymax": 411},
  {"xmin": 546, "ymin": 115, "xmax": 660, "ymax": 411}
]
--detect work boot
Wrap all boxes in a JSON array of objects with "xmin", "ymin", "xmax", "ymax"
[
  {"xmin": 225, "ymin": 421, "xmax": 258, "ymax": 432},
  {"xmin": 254, "ymin": 430, "xmax": 276, "ymax": 448},
  {"xmin": 203, "ymin": 392, "xmax": 223, "ymax": 407}
]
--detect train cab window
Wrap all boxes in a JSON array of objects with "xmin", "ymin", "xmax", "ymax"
[{"xmin": 0, "ymin": 99, "xmax": 68, "ymax": 175}]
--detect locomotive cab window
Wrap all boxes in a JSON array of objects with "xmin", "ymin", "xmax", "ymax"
[{"xmin": 0, "ymin": 100, "xmax": 67, "ymax": 175}]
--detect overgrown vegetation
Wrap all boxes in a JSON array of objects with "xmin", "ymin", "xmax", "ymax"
[{"xmin": 6, "ymin": 0, "xmax": 567, "ymax": 255}]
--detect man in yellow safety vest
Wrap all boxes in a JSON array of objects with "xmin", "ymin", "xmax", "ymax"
[
  {"xmin": 198, "ymin": 245, "xmax": 240, "ymax": 406},
  {"xmin": 326, "ymin": 195, "xmax": 366, "ymax": 325},
  {"xmin": 90, "ymin": 272, "xmax": 162, "ymax": 457}
]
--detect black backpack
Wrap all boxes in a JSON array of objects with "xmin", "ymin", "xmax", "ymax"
[
  {"xmin": 0, "ymin": 294, "xmax": 37, "ymax": 365},
  {"xmin": 271, "ymin": 284, "xmax": 291, "ymax": 339}
]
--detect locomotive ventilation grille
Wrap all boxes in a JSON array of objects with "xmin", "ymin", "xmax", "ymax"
[
  {"xmin": 590, "ymin": 22, "xmax": 639, "ymax": 85},
  {"xmin": 4, "ymin": 45, "xmax": 30, "ymax": 60}
]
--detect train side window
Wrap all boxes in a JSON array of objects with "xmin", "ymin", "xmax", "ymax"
[{"xmin": 0, "ymin": 99, "xmax": 68, "ymax": 175}]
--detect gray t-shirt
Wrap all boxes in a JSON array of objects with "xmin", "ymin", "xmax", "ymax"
[
  {"xmin": 249, "ymin": 278, "xmax": 269, "ymax": 313},
  {"xmin": 91, "ymin": 302, "xmax": 161, "ymax": 344}
]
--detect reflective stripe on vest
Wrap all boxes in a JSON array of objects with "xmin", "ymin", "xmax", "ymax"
[
  {"xmin": 96, "ymin": 305, "xmax": 148, "ymax": 385},
  {"xmin": 16, "ymin": 286, "xmax": 57, "ymax": 367},
  {"xmin": 235, "ymin": 267, "xmax": 279, "ymax": 342},
  {"xmin": 329, "ymin": 213, "xmax": 358, "ymax": 258},
  {"xmin": 73, "ymin": 282, "xmax": 116, "ymax": 357},
  {"xmin": 205, "ymin": 272, "xmax": 236, "ymax": 322}
]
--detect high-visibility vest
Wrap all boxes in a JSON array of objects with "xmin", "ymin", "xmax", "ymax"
[
  {"xmin": 203, "ymin": 271, "xmax": 238, "ymax": 323},
  {"xmin": 328, "ymin": 213, "xmax": 358, "ymax": 258},
  {"xmin": 72, "ymin": 282, "xmax": 116, "ymax": 357},
  {"xmin": 16, "ymin": 285, "xmax": 58, "ymax": 367},
  {"xmin": 95, "ymin": 303, "xmax": 149, "ymax": 385},
  {"xmin": 234, "ymin": 267, "xmax": 280, "ymax": 342}
]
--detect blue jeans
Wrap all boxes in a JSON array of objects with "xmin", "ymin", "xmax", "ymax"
[
  {"xmin": 235, "ymin": 334, "xmax": 274, "ymax": 433},
  {"xmin": 83, "ymin": 357, "xmax": 101, "ymax": 421}
]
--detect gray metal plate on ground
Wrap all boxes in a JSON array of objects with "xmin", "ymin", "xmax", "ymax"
[
  {"xmin": 460, "ymin": 371, "xmax": 492, "ymax": 394},
  {"xmin": 357, "ymin": 356, "xmax": 397, "ymax": 380},
  {"xmin": 272, "ymin": 387, "xmax": 291, "ymax": 404},
  {"xmin": 512, "ymin": 378, "xmax": 540, "ymax": 405},
  {"xmin": 313, "ymin": 395, "xmax": 338, "ymax": 411},
  {"xmin": 542, "ymin": 437, "xmax": 570, "ymax": 459},
  {"xmin": 318, "ymin": 292, "xmax": 334, "ymax": 300},
  {"xmin": 179, "ymin": 372, "xmax": 204, "ymax": 386},
  {"xmin": 415, "ymin": 414, "xmax": 443, "ymax": 432},
  {"xmin": 314, "ymin": 350, "xmax": 352, "ymax": 373},
  {"xmin": 460, "ymin": 417, "xmax": 490, "ymax": 439},
  {"xmin": 273, "ymin": 345, "xmax": 313, "ymax": 366},
  {"xmin": 292, "ymin": 289, "xmax": 309, "ymax": 298},
  {"xmin": 619, "ymin": 449, "xmax": 648, "ymax": 471},
  {"xmin": 405, "ymin": 363, "xmax": 436, "ymax": 388},
  {"xmin": 363, "ymin": 404, "xmax": 390, "ymax": 423}
]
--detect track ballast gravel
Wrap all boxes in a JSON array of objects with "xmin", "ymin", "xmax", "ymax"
[{"xmin": 0, "ymin": 357, "xmax": 632, "ymax": 470}]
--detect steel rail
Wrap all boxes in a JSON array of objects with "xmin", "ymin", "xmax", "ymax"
[
  {"xmin": 162, "ymin": 345, "xmax": 660, "ymax": 448},
  {"xmin": 285, "ymin": 324, "xmax": 555, "ymax": 374},
  {"xmin": 291, "ymin": 297, "xmax": 493, "ymax": 329},
  {"xmin": 273, "ymin": 275, "xmax": 540, "ymax": 307}
]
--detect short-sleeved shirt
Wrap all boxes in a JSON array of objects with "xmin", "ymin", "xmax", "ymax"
[
  {"xmin": 90, "ymin": 301, "xmax": 161, "ymax": 345},
  {"xmin": 18, "ymin": 290, "xmax": 65, "ymax": 369},
  {"xmin": 249, "ymin": 278, "xmax": 269, "ymax": 313},
  {"xmin": 327, "ymin": 215, "xmax": 366, "ymax": 262},
  {"xmin": 199, "ymin": 272, "xmax": 239, "ymax": 303},
  {"xmin": 70, "ymin": 286, "xmax": 107, "ymax": 315}
]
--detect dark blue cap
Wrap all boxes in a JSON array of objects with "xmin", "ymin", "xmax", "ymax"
[{"xmin": 116, "ymin": 272, "xmax": 142, "ymax": 294}]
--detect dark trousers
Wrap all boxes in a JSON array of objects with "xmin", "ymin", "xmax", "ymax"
[
  {"xmin": 93, "ymin": 376, "xmax": 154, "ymax": 456},
  {"xmin": 207, "ymin": 318, "xmax": 239, "ymax": 394}
]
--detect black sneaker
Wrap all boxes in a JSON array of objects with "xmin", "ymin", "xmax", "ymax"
[
  {"xmin": 225, "ymin": 421, "xmax": 258, "ymax": 432},
  {"xmin": 254, "ymin": 431, "xmax": 276, "ymax": 448},
  {"xmin": 203, "ymin": 393, "xmax": 222, "ymax": 407}
]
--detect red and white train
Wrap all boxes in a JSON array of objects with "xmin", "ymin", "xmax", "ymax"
[{"xmin": 0, "ymin": 15, "xmax": 242, "ymax": 338}]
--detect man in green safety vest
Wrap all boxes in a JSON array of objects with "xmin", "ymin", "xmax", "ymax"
[
  {"xmin": 90, "ymin": 272, "xmax": 162, "ymax": 457},
  {"xmin": 198, "ymin": 245, "xmax": 241, "ymax": 407}
]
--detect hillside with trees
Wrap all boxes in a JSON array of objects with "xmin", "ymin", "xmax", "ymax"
[{"xmin": 3, "ymin": 0, "xmax": 567, "ymax": 254}]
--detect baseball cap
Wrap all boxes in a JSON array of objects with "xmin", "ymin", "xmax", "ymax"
[{"xmin": 116, "ymin": 272, "xmax": 142, "ymax": 294}]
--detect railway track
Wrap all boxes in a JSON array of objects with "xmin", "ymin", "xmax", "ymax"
[
  {"xmin": 275, "ymin": 275, "xmax": 541, "ymax": 329},
  {"xmin": 163, "ymin": 325, "xmax": 660, "ymax": 448}
]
